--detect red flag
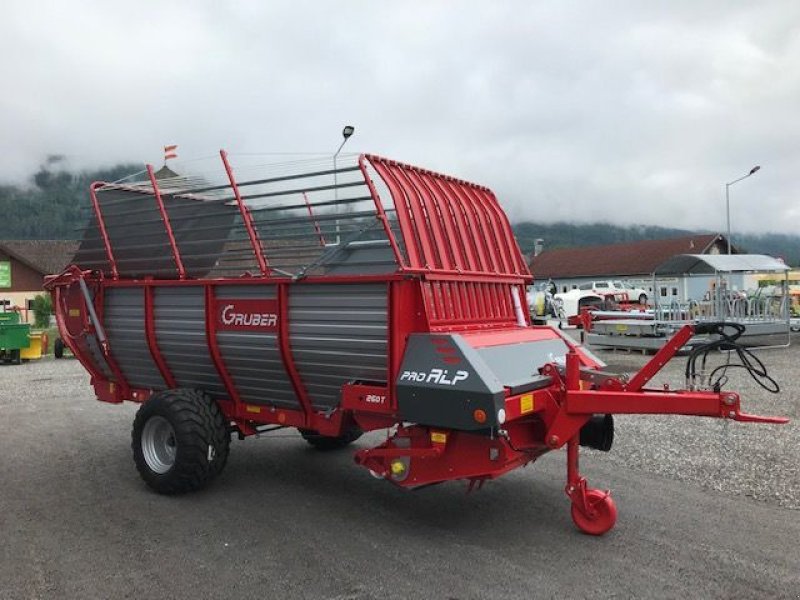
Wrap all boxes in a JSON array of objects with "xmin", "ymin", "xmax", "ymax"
[{"xmin": 164, "ymin": 145, "xmax": 178, "ymax": 160}]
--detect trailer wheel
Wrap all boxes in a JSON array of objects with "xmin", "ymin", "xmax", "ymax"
[
  {"xmin": 571, "ymin": 489, "xmax": 618, "ymax": 536},
  {"xmin": 132, "ymin": 389, "xmax": 230, "ymax": 494},
  {"xmin": 299, "ymin": 426, "xmax": 363, "ymax": 451},
  {"xmin": 11, "ymin": 349, "xmax": 22, "ymax": 365},
  {"xmin": 54, "ymin": 338, "xmax": 64, "ymax": 359}
]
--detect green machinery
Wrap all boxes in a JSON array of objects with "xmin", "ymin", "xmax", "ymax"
[{"xmin": 0, "ymin": 312, "xmax": 30, "ymax": 365}]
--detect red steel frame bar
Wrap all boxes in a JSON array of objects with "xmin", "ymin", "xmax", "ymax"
[
  {"xmin": 88, "ymin": 182, "xmax": 119, "ymax": 279},
  {"xmin": 449, "ymin": 179, "xmax": 497, "ymax": 273},
  {"xmin": 475, "ymin": 187, "xmax": 523, "ymax": 275},
  {"xmin": 487, "ymin": 188, "xmax": 530, "ymax": 274},
  {"xmin": 219, "ymin": 150, "xmax": 270, "ymax": 277},
  {"xmin": 88, "ymin": 282, "xmax": 132, "ymax": 399},
  {"xmin": 372, "ymin": 162, "xmax": 418, "ymax": 261},
  {"xmin": 101, "ymin": 274, "xmax": 406, "ymax": 289},
  {"xmin": 386, "ymin": 281, "xmax": 398, "ymax": 408},
  {"xmin": 461, "ymin": 184, "xmax": 502, "ymax": 273},
  {"xmin": 302, "ymin": 192, "xmax": 326, "ymax": 246},
  {"xmin": 143, "ymin": 284, "xmax": 177, "ymax": 388},
  {"xmin": 358, "ymin": 155, "xmax": 406, "ymax": 269},
  {"xmin": 385, "ymin": 163, "xmax": 438, "ymax": 269},
  {"xmin": 423, "ymin": 282, "xmax": 520, "ymax": 328},
  {"xmin": 204, "ymin": 285, "xmax": 246, "ymax": 407},
  {"xmin": 489, "ymin": 188, "xmax": 522, "ymax": 274},
  {"xmin": 567, "ymin": 389, "xmax": 740, "ymax": 417},
  {"xmin": 277, "ymin": 283, "xmax": 314, "ymax": 425},
  {"xmin": 625, "ymin": 324, "xmax": 696, "ymax": 392},
  {"xmin": 416, "ymin": 171, "xmax": 465, "ymax": 271},
  {"xmin": 399, "ymin": 167, "xmax": 451, "ymax": 270},
  {"xmin": 474, "ymin": 282, "xmax": 487, "ymax": 317},
  {"xmin": 426, "ymin": 175, "xmax": 479, "ymax": 270},
  {"xmin": 464, "ymin": 185, "xmax": 511, "ymax": 274},
  {"xmin": 441, "ymin": 281, "xmax": 454, "ymax": 319},
  {"xmin": 368, "ymin": 158, "xmax": 422, "ymax": 267},
  {"xmin": 443, "ymin": 178, "xmax": 491, "ymax": 272},
  {"xmin": 466, "ymin": 283, "xmax": 479, "ymax": 320},
  {"xmin": 146, "ymin": 164, "xmax": 186, "ymax": 279},
  {"xmin": 365, "ymin": 154, "xmax": 532, "ymax": 280}
]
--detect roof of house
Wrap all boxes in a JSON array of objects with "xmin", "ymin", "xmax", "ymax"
[
  {"xmin": 0, "ymin": 240, "xmax": 80, "ymax": 276},
  {"xmin": 529, "ymin": 234, "xmax": 729, "ymax": 279},
  {"xmin": 654, "ymin": 253, "xmax": 788, "ymax": 275}
]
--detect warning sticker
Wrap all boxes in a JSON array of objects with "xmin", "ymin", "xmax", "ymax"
[
  {"xmin": 430, "ymin": 431, "xmax": 448, "ymax": 444},
  {"xmin": 520, "ymin": 393, "xmax": 534, "ymax": 414}
]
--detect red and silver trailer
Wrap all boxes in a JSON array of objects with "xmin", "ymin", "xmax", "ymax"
[{"xmin": 46, "ymin": 151, "xmax": 787, "ymax": 535}]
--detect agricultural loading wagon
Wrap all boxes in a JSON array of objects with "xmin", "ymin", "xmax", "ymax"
[{"xmin": 45, "ymin": 151, "xmax": 788, "ymax": 535}]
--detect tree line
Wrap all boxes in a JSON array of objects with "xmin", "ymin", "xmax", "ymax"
[
  {"xmin": 513, "ymin": 221, "xmax": 800, "ymax": 267},
  {"xmin": 1, "ymin": 162, "xmax": 797, "ymax": 266},
  {"xmin": 0, "ymin": 162, "xmax": 140, "ymax": 239}
]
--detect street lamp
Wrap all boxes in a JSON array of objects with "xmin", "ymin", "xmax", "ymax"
[
  {"xmin": 725, "ymin": 165, "xmax": 760, "ymax": 254},
  {"xmin": 334, "ymin": 125, "xmax": 355, "ymax": 243}
]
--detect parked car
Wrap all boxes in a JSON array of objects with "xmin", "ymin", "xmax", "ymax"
[
  {"xmin": 554, "ymin": 289, "xmax": 604, "ymax": 318},
  {"xmin": 577, "ymin": 280, "xmax": 648, "ymax": 305}
]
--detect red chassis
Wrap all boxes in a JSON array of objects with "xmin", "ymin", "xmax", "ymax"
[
  {"xmin": 355, "ymin": 325, "xmax": 786, "ymax": 534},
  {"xmin": 48, "ymin": 266, "xmax": 786, "ymax": 536}
]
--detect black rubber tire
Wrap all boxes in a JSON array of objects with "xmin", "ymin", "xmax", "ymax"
[
  {"xmin": 299, "ymin": 426, "xmax": 363, "ymax": 451},
  {"xmin": 12, "ymin": 349, "xmax": 22, "ymax": 365},
  {"xmin": 132, "ymin": 389, "xmax": 230, "ymax": 494},
  {"xmin": 638, "ymin": 293, "xmax": 647, "ymax": 305},
  {"xmin": 54, "ymin": 337, "xmax": 64, "ymax": 359}
]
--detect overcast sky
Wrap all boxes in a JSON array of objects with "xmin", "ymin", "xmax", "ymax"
[{"xmin": 1, "ymin": 1, "xmax": 798, "ymax": 234}]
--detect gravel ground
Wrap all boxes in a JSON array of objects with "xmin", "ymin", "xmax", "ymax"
[
  {"xmin": 586, "ymin": 336, "xmax": 800, "ymax": 509},
  {"xmin": 1, "ymin": 354, "xmax": 798, "ymax": 598}
]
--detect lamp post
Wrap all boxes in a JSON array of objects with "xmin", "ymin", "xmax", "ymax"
[
  {"xmin": 725, "ymin": 165, "xmax": 760, "ymax": 254},
  {"xmin": 334, "ymin": 125, "xmax": 355, "ymax": 243}
]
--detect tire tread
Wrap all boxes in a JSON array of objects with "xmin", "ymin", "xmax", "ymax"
[{"xmin": 132, "ymin": 389, "xmax": 230, "ymax": 494}]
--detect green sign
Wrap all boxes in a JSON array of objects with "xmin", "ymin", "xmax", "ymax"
[{"xmin": 0, "ymin": 261, "xmax": 10, "ymax": 288}]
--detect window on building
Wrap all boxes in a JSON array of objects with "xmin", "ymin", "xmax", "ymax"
[
  {"xmin": 0, "ymin": 299, "xmax": 9, "ymax": 308},
  {"xmin": 26, "ymin": 299, "xmax": 35, "ymax": 310},
  {"xmin": 660, "ymin": 287, "xmax": 668, "ymax": 297},
  {"xmin": 671, "ymin": 287, "xmax": 678, "ymax": 296}
]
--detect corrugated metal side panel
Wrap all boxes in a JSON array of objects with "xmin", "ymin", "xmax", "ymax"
[
  {"xmin": 104, "ymin": 287, "xmax": 164, "ymax": 389},
  {"xmin": 289, "ymin": 283, "xmax": 388, "ymax": 410},
  {"xmin": 215, "ymin": 285, "xmax": 298, "ymax": 408},
  {"xmin": 154, "ymin": 287, "xmax": 227, "ymax": 399}
]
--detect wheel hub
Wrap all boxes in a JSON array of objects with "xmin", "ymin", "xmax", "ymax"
[{"xmin": 141, "ymin": 416, "xmax": 177, "ymax": 474}]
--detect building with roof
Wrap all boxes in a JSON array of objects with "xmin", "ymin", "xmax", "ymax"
[
  {"xmin": 0, "ymin": 240, "xmax": 79, "ymax": 322},
  {"xmin": 529, "ymin": 233, "xmax": 733, "ymax": 302}
]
